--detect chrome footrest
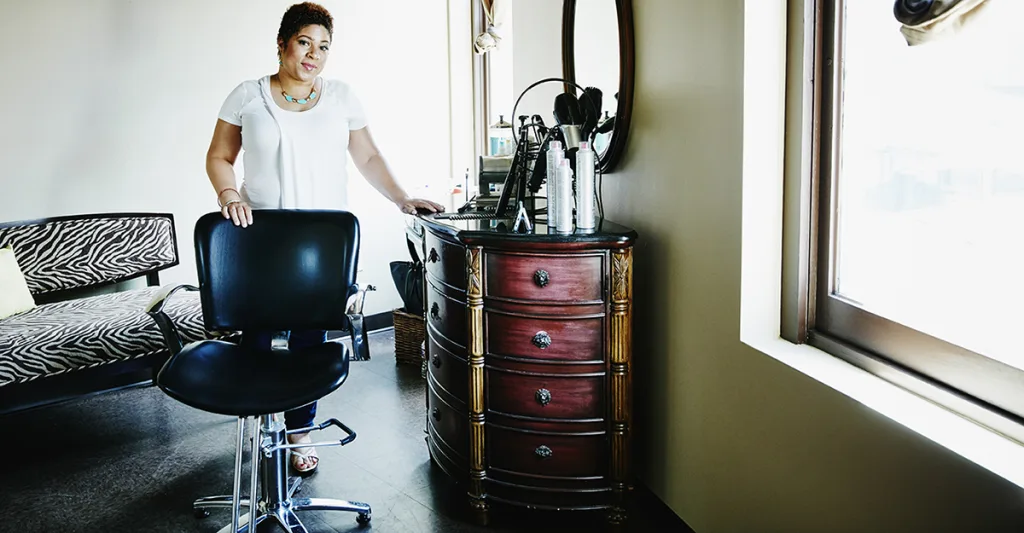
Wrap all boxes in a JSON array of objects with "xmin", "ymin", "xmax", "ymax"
[
  {"xmin": 265, "ymin": 418, "xmax": 356, "ymax": 455},
  {"xmin": 200, "ymin": 415, "xmax": 370, "ymax": 532}
]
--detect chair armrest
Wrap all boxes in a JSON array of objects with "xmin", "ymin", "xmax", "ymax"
[
  {"xmin": 145, "ymin": 283, "xmax": 199, "ymax": 315},
  {"xmin": 346, "ymin": 284, "xmax": 376, "ymax": 361},
  {"xmin": 345, "ymin": 283, "xmax": 374, "ymax": 317},
  {"xmin": 144, "ymin": 284, "xmax": 199, "ymax": 356}
]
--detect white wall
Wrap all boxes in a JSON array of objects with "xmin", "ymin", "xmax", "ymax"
[
  {"xmin": 0, "ymin": 0, "xmax": 458, "ymax": 316},
  {"xmin": 572, "ymin": 0, "xmax": 619, "ymax": 111},
  {"xmin": 515, "ymin": 1, "xmax": 1024, "ymax": 531},
  {"xmin": 509, "ymin": 0, "xmax": 562, "ymax": 128},
  {"xmin": 449, "ymin": 0, "xmax": 478, "ymax": 203},
  {"xmin": 504, "ymin": 0, "xmax": 617, "ymax": 130},
  {"xmin": 487, "ymin": 0, "xmax": 515, "ymax": 126}
]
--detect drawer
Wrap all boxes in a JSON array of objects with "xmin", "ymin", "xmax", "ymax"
[
  {"xmin": 426, "ymin": 283, "xmax": 467, "ymax": 348},
  {"xmin": 485, "ymin": 252, "xmax": 603, "ymax": 302},
  {"xmin": 488, "ymin": 474, "xmax": 611, "ymax": 510},
  {"xmin": 487, "ymin": 424, "xmax": 606, "ymax": 478},
  {"xmin": 427, "ymin": 381, "xmax": 468, "ymax": 458},
  {"xmin": 428, "ymin": 429, "xmax": 468, "ymax": 483},
  {"xmin": 487, "ymin": 313, "xmax": 604, "ymax": 362},
  {"xmin": 428, "ymin": 336, "xmax": 468, "ymax": 406},
  {"xmin": 424, "ymin": 231, "xmax": 466, "ymax": 291},
  {"xmin": 486, "ymin": 367, "xmax": 604, "ymax": 420}
]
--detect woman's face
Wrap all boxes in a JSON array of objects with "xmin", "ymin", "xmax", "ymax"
[{"xmin": 278, "ymin": 24, "xmax": 331, "ymax": 82}]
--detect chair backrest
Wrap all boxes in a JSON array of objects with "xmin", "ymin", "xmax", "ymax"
[
  {"xmin": 194, "ymin": 210, "xmax": 360, "ymax": 332},
  {"xmin": 0, "ymin": 213, "xmax": 177, "ymax": 297}
]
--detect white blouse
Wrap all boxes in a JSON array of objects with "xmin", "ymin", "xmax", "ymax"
[{"xmin": 217, "ymin": 75, "xmax": 368, "ymax": 210}]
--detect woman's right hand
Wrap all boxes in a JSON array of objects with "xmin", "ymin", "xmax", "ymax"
[{"xmin": 219, "ymin": 189, "xmax": 253, "ymax": 228}]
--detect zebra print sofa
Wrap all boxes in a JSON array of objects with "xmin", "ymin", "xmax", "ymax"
[{"xmin": 0, "ymin": 213, "xmax": 225, "ymax": 414}]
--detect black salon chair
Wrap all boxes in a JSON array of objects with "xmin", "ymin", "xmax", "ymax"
[{"xmin": 144, "ymin": 210, "xmax": 374, "ymax": 532}]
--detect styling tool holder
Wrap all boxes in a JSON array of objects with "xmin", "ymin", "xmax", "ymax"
[
  {"xmin": 452, "ymin": 77, "xmax": 604, "ymax": 229},
  {"xmin": 495, "ymin": 78, "xmax": 600, "ymax": 218}
]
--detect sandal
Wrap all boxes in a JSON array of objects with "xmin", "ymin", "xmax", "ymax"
[{"xmin": 288, "ymin": 434, "xmax": 319, "ymax": 475}]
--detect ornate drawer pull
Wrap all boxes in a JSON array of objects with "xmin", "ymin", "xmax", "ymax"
[
  {"xmin": 535, "ymin": 388, "xmax": 552, "ymax": 406},
  {"xmin": 533, "ymin": 269, "xmax": 550, "ymax": 287},
  {"xmin": 427, "ymin": 248, "xmax": 439, "ymax": 263},
  {"xmin": 432, "ymin": 407, "xmax": 441, "ymax": 421},
  {"xmin": 535, "ymin": 445, "xmax": 553, "ymax": 459},
  {"xmin": 430, "ymin": 302, "xmax": 440, "ymax": 320},
  {"xmin": 432, "ymin": 354, "xmax": 442, "ymax": 368},
  {"xmin": 532, "ymin": 331, "xmax": 552, "ymax": 349}
]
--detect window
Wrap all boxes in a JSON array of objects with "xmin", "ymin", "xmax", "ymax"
[{"xmin": 790, "ymin": 0, "xmax": 1024, "ymax": 439}]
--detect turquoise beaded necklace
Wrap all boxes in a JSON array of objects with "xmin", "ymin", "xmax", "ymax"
[{"xmin": 281, "ymin": 78, "xmax": 318, "ymax": 105}]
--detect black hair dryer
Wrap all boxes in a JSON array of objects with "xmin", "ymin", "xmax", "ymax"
[{"xmin": 894, "ymin": 0, "xmax": 938, "ymax": 25}]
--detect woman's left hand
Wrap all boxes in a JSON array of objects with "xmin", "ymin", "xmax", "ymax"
[{"xmin": 397, "ymin": 198, "xmax": 445, "ymax": 215}]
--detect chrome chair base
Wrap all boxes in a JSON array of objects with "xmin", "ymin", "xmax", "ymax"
[
  {"xmin": 206, "ymin": 500, "xmax": 372, "ymax": 533},
  {"xmin": 198, "ymin": 415, "xmax": 371, "ymax": 533}
]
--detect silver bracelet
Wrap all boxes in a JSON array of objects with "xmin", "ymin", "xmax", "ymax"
[{"xmin": 219, "ymin": 199, "xmax": 241, "ymax": 208}]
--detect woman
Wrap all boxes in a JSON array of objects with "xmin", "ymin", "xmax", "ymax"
[{"xmin": 205, "ymin": 2, "xmax": 443, "ymax": 474}]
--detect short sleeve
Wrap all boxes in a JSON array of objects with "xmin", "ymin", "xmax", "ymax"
[
  {"xmin": 217, "ymin": 82, "xmax": 248, "ymax": 126},
  {"xmin": 344, "ymin": 85, "xmax": 368, "ymax": 130}
]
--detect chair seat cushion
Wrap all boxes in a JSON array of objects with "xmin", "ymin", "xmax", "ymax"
[
  {"xmin": 0, "ymin": 286, "xmax": 221, "ymax": 387},
  {"xmin": 156, "ymin": 340, "xmax": 349, "ymax": 417}
]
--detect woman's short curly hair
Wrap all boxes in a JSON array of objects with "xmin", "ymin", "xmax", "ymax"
[{"xmin": 278, "ymin": 2, "xmax": 334, "ymax": 46}]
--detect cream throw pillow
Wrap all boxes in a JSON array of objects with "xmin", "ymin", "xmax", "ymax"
[{"xmin": 0, "ymin": 245, "xmax": 36, "ymax": 319}]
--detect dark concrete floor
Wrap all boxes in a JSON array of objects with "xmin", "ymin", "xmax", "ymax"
[{"xmin": 0, "ymin": 331, "xmax": 690, "ymax": 533}]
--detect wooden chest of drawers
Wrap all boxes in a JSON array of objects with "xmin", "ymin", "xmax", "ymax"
[{"xmin": 411, "ymin": 216, "xmax": 637, "ymax": 527}]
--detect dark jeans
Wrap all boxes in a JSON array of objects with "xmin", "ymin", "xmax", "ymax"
[{"xmin": 240, "ymin": 330, "xmax": 327, "ymax": 430}]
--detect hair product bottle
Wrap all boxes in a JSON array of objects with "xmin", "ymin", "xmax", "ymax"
[
  {"xmin": 575, "ymin": 141, "xmax": 597, "ymax": 230},
  {"xmin": 554, "ymin": 159, "xmax": 575, "ymax": 234},
  {"xmin": 546, "ymin": 141, "xmax": 565, "ymax": 228},
  {"xmin": 488, "ymin": 115, "xmax": 514, "ymax": 156}
]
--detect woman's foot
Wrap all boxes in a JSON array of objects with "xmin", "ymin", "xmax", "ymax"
[{"xmin": 288, "ymin": 432, "xmax": 319, "ymax": 474}]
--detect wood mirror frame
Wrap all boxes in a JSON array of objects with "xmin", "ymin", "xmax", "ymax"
[{"xmin": 562, "ymin": 0, "xmax": 635, "ymax": 174}]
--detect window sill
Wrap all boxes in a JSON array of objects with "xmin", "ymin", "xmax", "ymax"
[
  {"xmin": 742, "ymin": 334, "xmax": 1024, "ymax": 490},
  {"xmin": 740, "ymin": 0, "xmax": 1024, "ymax": 493}
]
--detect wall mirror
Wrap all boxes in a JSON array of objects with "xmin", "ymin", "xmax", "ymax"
[{"xmin": 562, "ymin": 0, "xmax": 634, "ymax": 173}]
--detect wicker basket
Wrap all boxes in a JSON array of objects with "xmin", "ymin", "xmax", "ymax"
[{"xmin": 393, "ymin": 308, "xmax": 426, "ymax": 366}]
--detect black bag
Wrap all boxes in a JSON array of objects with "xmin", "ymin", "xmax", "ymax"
[{"xmin": 390, "ymin": 239, "xmax": 424, "ymax": 316}]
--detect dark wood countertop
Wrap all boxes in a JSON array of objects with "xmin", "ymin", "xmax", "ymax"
[{"xmin": 409, "ymin": 212, "xmax": 638, "ymax": 251}]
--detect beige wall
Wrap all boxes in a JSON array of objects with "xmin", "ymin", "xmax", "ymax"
[
  {"xmin": 0, "ymin": 0, "xmax": 460, "ymax": 315},
  {"xmin": 566, "ymin": 0, "xmax": 1024, "ymax": 531}
]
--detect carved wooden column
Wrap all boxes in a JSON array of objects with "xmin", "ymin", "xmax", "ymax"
[
  {"xmin": 608, "ymin": 248, "xmax": 633, "ymax": 525},
  {"xmin": 465, "ymin": 246, "xmax": 488, "ymax": 524}
]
